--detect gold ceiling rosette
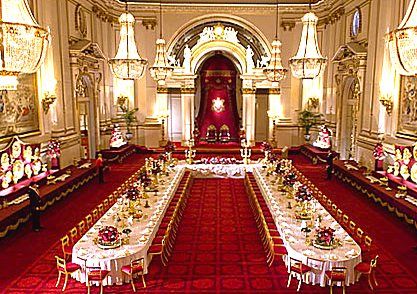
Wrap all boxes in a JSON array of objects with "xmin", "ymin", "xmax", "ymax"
[{"xmin": 0, "ymin": 0, "xmax": 51, "ymax": 90}]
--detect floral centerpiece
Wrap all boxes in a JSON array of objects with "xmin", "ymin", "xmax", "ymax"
[
  {"xmin": 373, "ymin": 142, "xmax": 385, "ymax": 160},
  {"xmin": 283, "ymin": 171, "xmax": 298, "ymax": 187},
  {"xmin": 164, "ymin": 141, "xmax": 175, "ymax": 162},
  {"xmin": 295, "ymin": 185, "xmax": 313, "ymax": 202},
  {"xmin": 199, "ymin": 157, "xmax": 238, "ymax": 165},
  {"xmin": 314, "ymin": 227, "xmax": 336, "ymax": 249},
  {"xmin": 97, "ymin": 226, "xmax": 121, "ymax": 249},
  {"xmin": 46, "ymin": 140, "xmax": 61, "ymax": 159},
  {"xmin": 261, "ymin": 141, "xmax": 272, "ymax": 163}
]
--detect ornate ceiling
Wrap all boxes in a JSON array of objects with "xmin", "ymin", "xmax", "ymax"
[{"xmin": 122, "ymin": 0, "xmax": 322, "ymax": 4}]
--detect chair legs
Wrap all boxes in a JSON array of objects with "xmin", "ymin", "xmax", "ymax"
[
  {"xmin": 130, "ymin": 278, "xmax": 136, "ymax": 292},
  {"xmin": 372, "ymin": 270, "xmax": 378, "ymax": 286},
  {"xmin": 63, "ymin": 274, "xmax": 69, "ymax": 291},
  {"xmin": 141, "ymin": 274, "xmax": 147, "ymax": 288},
  {"xmin": 55, "ymin": 271, "xmax": 62, "ymax": 288}
]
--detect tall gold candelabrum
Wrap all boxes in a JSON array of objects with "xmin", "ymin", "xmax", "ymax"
[
  {"xmin": 185, "ymin": 139, "xmax": 196, "ymax": 164},
  {"xmin": 267, "ymin": 110, "xmax": 279, "ymax": 148},
  {"xmin": 159, "ymin": 111, "xmax": 169, "ymax": 147},
  {"xmin": 240, "ymin": 139, "xmax": 252, "ymax": 165}
]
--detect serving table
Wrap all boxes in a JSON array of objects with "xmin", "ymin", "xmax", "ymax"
[
  {"xmin": 333, "ymin": 160, "xmax": 417, "ymax": 229},
  {"xmin": 71, "ymin": 167, "xmax": 185, "ymax": 286},
  {"xmin": 253, "ymin": 167, "xmax": 361, "ymax": 287}
]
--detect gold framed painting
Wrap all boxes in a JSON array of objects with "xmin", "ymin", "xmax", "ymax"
[{"xmin": 0, "ymin": 74, "xmax": 40, "ymax": 138}]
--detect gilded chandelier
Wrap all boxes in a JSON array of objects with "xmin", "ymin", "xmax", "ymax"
[
  {"xmin": 263, "ymin": 0, "xmax": 287, "ymax": 83},
  {"xmin": 149, "ymin": 3, "xmax": 173, "ymax": 83},
  {"xmin": 109, "ymin": 4, "xmax": 147, "ymax": 80},
  {"xmin": 289, "ymin": 11, "xmax": 327, "ymax": 79},
  {"xmin": 0, "ymin": 0, "xmax": 51, "ymax": 90},
  {"xmin": 387, "ymin": 0, "xmax": 417, "ymax": 76}
]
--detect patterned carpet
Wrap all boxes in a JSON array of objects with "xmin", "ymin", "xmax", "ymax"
[{"xmin": 2, "ymin": 163, "xmax": 417, "ymax": 293}]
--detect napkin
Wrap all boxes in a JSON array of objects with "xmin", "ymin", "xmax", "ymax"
[
  {"xmin": 344, "ymin": 236, "xmax": 354, "ymax": 243},
  {"xmin": 288, "ymin": 236, "xmax": 297, "ymax": 243},
  {"xmin": 303, "ymin": 249, "xmax": 314, "ymax": 256},
  {"xmin": 345, "ymin": 249, "xmax": 356, "ymax": 257}
]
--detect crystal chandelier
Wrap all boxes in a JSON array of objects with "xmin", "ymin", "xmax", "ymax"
[
  {"xmin": 387, "ymin": 0, "xmax": 417, "ymax": 76},
  {"xmin": 149, "ymin": 2, "xmax": 173, "ymax": 83},
  {"xmin": 0, "ymin": 0, "xmax": 51, "ymax": 90},
  {"xmin": 263, "ymin": 0, "xmax": 287, "ymax": 82},
  {"xmin": 109, "ymin": 3, "xmax": 147, "ymax": 80},
  {"xmin": 289, "ymin": 3, "xmax": 327, "ymax": 79}
]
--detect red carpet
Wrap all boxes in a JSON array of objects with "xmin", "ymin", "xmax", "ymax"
[
  {"xmin": 0, "ymin": 153, "xmax": 147, "ymax": 289},
  {"xmin": 3, "ymin": 175, "xmax": 417, "ymax": 293}
]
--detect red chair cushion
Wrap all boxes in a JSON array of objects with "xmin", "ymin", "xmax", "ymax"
[
  {"xmin": 58, "ymin": 262, "xmax": 81, "ymax": 273},
  {"xmin": 148, "ymin": 244, "xmax": 163, "ymax": 253},
  {"xmin": 121, "ymin": 264, "xmax": 143, "ymax": 275},
  {"xmin": 354, "ymin": 262, "xmax": 371, "ymax": 273},
  {"xmin": 88, "ymin": 270, "xmax": 110, "ymax": 281},
  {"xmin": 325, "ymin": 271, "xmax": 346, "ymax": 281},
  {"xmin": 291, "ymin": 263, "xmax": 311, "ymax": 274},
  {"xmin": 273, "ymin": 245, "xmax": 288, "ymax": 255}
]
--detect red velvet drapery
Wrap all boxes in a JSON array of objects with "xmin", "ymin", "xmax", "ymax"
[{"xmin": 196, "ymin": 55, "xmax": 240, "ymax": 142}]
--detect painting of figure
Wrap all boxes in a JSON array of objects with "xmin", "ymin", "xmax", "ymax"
[{"xmin": 0, "ymin": 74, "xmax": 39, "ymax": 138}]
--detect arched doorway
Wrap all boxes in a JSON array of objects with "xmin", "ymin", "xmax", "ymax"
[
  {"xmin": 195, "ymin": 55, "xmax": 241, "ymax": 144},
  {"xmin": 75, "ymin": 73, "xmax": 97, "ymax": 159}
]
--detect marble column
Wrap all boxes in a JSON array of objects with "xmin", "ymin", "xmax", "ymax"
[{"xmin": 242, "ymin": 87, "xmax": 256, "ymax": 145}]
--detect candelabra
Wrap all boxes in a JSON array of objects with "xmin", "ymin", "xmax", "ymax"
[
  {"xmin": 159, "ymin": 112, "xmax": 169, "ymax": 147},
  {"xmin": 267, "ymin": 110, "xmax": 279, "ymax": 148},
  {"xmin": 240, "ymin": 139, "xmax": 252, "ymax": 165},
  {"xmin": 185, "ymin": 139, "xmax": 196, "ymax": 164},
  {"xmin": 379, "ymin": 95, "xmax": 393, "ymax": 115}
]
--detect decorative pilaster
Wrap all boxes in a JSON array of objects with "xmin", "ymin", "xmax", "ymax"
[
  {"xmin": 242, "ymin": 87, "xmax": 256, "ymax": 146},
  {"xmin": 181, "ymin": 85, "xmax": 195, "ymax": 144},
  {"xmin": 156, "ymin": 87, "xmax": 169, "ymax": 145},
  {"xmin": 268, "ymin": 87, "xmax": 281, "ymax": 147}
]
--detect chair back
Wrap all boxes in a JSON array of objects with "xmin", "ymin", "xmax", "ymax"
[
  {"xmin": 55, "ymin": 255, "xmax": 66, "ymax": 272},
  {"xmin": 130, "ymin": 258, "xmax": 144, "ymax": 273},
  {"xmin": 78, "ymin": 220, "xmax": 86, "ymax": 236},
  {"xmin": 85, "ymin": 214, "xmax": 93, "ymax": 228},
  {"xmin": 307, "ymin": 257, "xmax": 326, "ymax": 271},
  {"xmin": 87, "ymin": 266, "xmax": 106, "ymax": 281},
  {"xmin": 371, "ymin": 255, "xmax": 379, "ymax": 268},
  {"xmin": 364, "ymin": 235, "xmax": 372, "ymax": 247},
  {"xmin": 69, "ymin": 227, "xmax": 78, "ymax": 243}
]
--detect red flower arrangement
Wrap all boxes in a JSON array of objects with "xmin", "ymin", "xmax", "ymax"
[
  {"xmin": 46, "ymin": 140, "xmax": 61, "ymax": 159},
  {"xmin": 315, "ymin": 227, "xmax": 335, "ymax": 246},
  {"xmin": 373, "ymin": 142, "xmax": 385, "ymax": 160},
  {"xmin": 200, "ymin": 157, "xmax": 237, "ymax": 164},
  {"xmin": 261, "ymin": 142, "xmax": 272, "ymax": 153},
  {"xmin": 164, "ymin": 141, "xmax": 175, "ymax": 153},
  {"xmin": 295, "ymin": 185, "xmax": 313, "ymax": 202},
  {"xmin": 283, "ymin": 171, "xmax": 298, "ymax": 187},
  {"xmin": 98, "ymin": 226, "xmax": 120, "ymax": 245}
]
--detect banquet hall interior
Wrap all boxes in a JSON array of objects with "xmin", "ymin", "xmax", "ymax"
[{"xmin": 1, "ymin": 0, "xmax": 417, "ymax": 293}]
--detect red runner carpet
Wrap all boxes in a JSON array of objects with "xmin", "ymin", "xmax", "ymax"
[
  {"xmin": 0, "ymin": 153, "xmax": 147, "ymax": 289},
  {"xmin": 3, "ymin": 175, "xmax": 417, "ymax": 293}
]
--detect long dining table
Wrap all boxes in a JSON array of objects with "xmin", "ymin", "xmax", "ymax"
[
  {"xmin": 71, "ymin": 166, "xmax": 185, "ymax": 286},
  {"xmin": 252, "ymin": 166, "xmax": 362, "ymax": 287}
]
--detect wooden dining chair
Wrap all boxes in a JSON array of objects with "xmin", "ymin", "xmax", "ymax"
[
  {"xmin": 354, "ymin": 255, "xmax": 379, "ymax": 290},
  {"xmin": 287, "ymin": 257, "xmax": 312, "ymax": 292},
  {"xmin": 92, "ymin": 209, "xmax": 99, "ymax": 221},
  {"xmin": 78, "ymin": 220, "xmax": 87, "ymax": 236},
  {"xmin": 325, "ymin": 267, "xmax": 347, "ymax": 294},
  {"xmin": 60, "ymin": 235, "xmax": 73, "ymax": 260},
  {"xmin": 54, "ymin": 255, "xmax": 81, "ymax": 291},
  {"xmin": 86, "ymin": 266, "xmax": 110, "ymax": 294},
  {"xmin": 121, "ymin": 258, "xmax": 146, "ymax": 292},
  {"xmin": 85, "ymin": 214, "xmax": 93, "ymax": 228}
]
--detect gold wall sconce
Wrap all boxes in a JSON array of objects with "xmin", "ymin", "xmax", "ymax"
[{"xmin": 379, "ymin": 95, "xmax": 393, "ymax": 115}]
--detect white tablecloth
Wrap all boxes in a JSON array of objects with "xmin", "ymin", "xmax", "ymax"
[
  {"xmin": 71, "ymin": 167, "xmax": 185, "ymax": 286},
  {"xmin": 253, "ymin": 167, "xmax": 361, "ymax": 287},
  {"xmin": 182, "ymin": 162, "xmax": 261, "ymax": 178}
]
